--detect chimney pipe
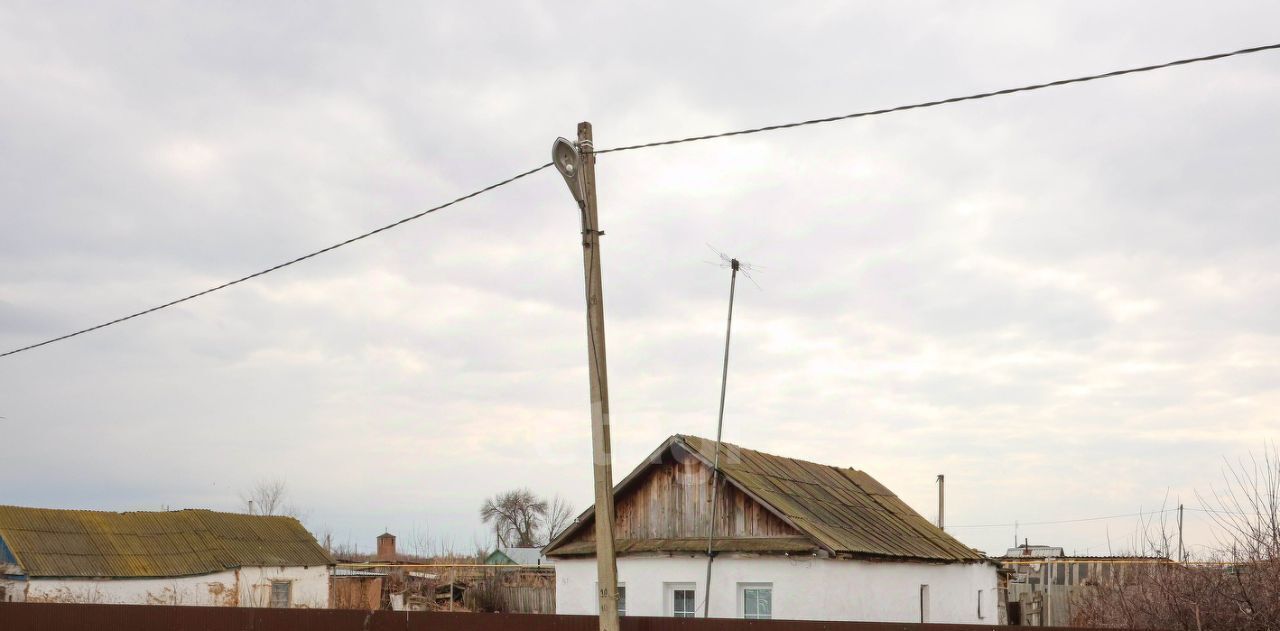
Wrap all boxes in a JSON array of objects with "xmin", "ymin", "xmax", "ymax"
[{"xmin": 936, "ymin": 474, "xmax": 945, "ymax": 530}]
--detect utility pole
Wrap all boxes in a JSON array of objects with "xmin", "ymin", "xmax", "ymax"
[
  {"xmin": 1177, "ymin": 503, "xmax": 1184, "ymax": 563},
  {"xmin": 936, "ymin": 474, "xmax": 945, "ymax": 530},
  {"xmin": 553, "ymin": 123, "xmax": 620, "ymax": 631}
]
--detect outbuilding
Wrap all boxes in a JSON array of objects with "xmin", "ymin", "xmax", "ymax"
[
  {"xmin": 0, "ymin": 505, "xmax": 333, "ymax": 607},
  {"xmin": 545, "ymin": 435, "xmax": 998, "ymax": 623}
]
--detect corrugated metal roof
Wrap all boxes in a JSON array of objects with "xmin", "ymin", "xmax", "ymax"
[
  {"xmin": 491, "ymin": 547, "xmax": 553, "ymax": 566},
  {"xmin": 545, "ymin": 435, "xmax": 984, "ymax": 563},
  {"xmin": 0, "ymin": 505, "xmax": 334, "ymax": 578},
  {"xmin": 678, "ymin": 435, "xmax": 982, "ymax": 562}
]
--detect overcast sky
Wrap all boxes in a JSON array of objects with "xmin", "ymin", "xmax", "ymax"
[{"xmin": 2, "ymin": 2, "xmax": 1278, "ymax": 558}]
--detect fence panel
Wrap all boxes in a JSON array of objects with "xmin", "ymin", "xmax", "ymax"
[{"xmin": 0, "ymin": 601, "xmax": 1125, "ymax": 631}]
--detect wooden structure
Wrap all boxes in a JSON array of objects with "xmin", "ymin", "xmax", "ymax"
[{"xmin": 546, "ymin": 435, "xmax": 982, "ymax": 561}]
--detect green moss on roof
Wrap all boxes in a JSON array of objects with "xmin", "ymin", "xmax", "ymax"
[{"xmin": 0, "ymin": 505, "xmax": 333, "ymax": 578}]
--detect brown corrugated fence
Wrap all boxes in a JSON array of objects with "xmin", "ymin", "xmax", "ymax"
[{"xmin": 0, "ymin": 602, "xmax": 1115, "ymax": 630}]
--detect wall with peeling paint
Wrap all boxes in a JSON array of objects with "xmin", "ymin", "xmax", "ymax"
[{"xmin": 8, "ymin": 565, "xmax": 329, "ymax": 608}]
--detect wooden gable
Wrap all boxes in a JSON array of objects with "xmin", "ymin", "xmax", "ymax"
[{"xmin": 545, "ymin": 440, "xmax": 815, "ymax": 556}]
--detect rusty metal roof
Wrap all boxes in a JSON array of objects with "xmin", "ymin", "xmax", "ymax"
[
  {"xmin": 545, "ymin": 435, "xmax": 984, "ymax": 563},
  {"xmin": 0, "ymin": 505, "xmax": 334, "ymax": 578}
]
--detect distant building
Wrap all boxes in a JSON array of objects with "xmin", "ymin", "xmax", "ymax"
[
  {"xmin": 546, "ymin": 434, "xmax": 998, "ymax": 623},
  {"xmin": 997, "ymin": 541, "xmax": 1169, "ymax": 626},
  {"xmin": 0, "ymin": 505, "xmax": 333, "ymax": 607},
  {"xmin": 484, "ymin": 548, "xmax": 553, "ymax": 567}
]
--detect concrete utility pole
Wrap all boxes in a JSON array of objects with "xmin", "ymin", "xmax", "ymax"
[
  {"xmin": 553, "ymin": 122, "xmax": 620, "ymax": 631},
  {"xmin": 936, "ymin": 474, "xmax": 945, "ymax": 530}
]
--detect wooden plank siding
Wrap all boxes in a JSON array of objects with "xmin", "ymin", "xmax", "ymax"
[
  {"xmin": 546, "ymin": 436, "xmax": 986, "ymax": 564},
  {"xmin": 557, "ymin": 446, "xmax": 804, "ymax": 552}
]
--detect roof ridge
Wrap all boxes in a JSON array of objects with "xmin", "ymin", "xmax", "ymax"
[{"xmin": 678, "ymin": 434, "xmax": 865, "ymax": 473}]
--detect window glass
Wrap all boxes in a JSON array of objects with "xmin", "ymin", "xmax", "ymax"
[
  {"xmin": 269, "ymin": 581, "xmax": 291, "ymax": 608},
  {"xmin": 743, "ymin": 586, "xmax": 772, "ymax": 619},
  {"xmin": 617, "ymin": 585, "xmax": 626, "ymax": 617},
  {"xmin": 667, "ymin": 587, "xmax": 694, "ymax": 617}
]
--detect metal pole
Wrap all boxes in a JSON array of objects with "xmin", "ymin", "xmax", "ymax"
[
  {"xmin": 702, "ymin": 259, "xmax": 739, "ymax": 618},
  {"xmin": 937, "ymin": 474, "xmax": 945, "ymax": 530},
  {"xmin": 1178, "ymin": 503, "xmax": 1184, "ymax": 562},
  {"xmin": 575, "ymin": 122, "xmax": 620, "ymax": 631}
]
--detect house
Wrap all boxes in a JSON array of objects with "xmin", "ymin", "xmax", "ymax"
[
  {"xmin": 484, "ymin": 547, "xmax": 554, "ymax": 567},
  {"xmin": 997, "ymin": 541, "xmax": 1171, "ymax": 626},
  {"xmin": 545, "ymin": 435, "xmax": 998, "ymax": 623},
  {"xmin": 0, "ymin": 505, "xmax": 333, "ymax": 607}
]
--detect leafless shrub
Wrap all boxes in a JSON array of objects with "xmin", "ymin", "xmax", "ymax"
[{"xmin": 1072, "ymin": 445, "xmax": 1280, "ymax": 630}]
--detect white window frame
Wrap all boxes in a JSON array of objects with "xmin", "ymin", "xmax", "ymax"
[
  {"xmin": 269, "ymin": 580, "xmax": 292, "ymax": 608},
  {"xmin": 738, "ymin": 582, "xmax": 773, "ymax": 620},
  {"xmin": 664, "ymin": 582, "xmax": 697, "ymax": 618}
]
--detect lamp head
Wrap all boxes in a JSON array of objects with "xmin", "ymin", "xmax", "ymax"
[{"xmin": 552, "ymin": 137, "xmax": 585, "ymax": 205}]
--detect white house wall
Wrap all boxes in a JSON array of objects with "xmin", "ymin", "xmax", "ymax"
[
  {"xmin": 556, "ymin": 554, "xmax": 998, "ymax": 623},
  {"xmin": 11, "ymin": 565, "xmax": 329, "ymax": 608}
]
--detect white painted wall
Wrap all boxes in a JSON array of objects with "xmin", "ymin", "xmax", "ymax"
[
  {"xmin": 556, "ymin": 554, "xmax": 998, "ymax": 623},
  {"xmin": 5, "ymin": 565, "xmax": 330, "ymax": 608}
]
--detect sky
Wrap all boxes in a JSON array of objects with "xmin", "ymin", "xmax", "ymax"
[{"xmin": 1, "ymin": 2, "xmax": 1278, "ymax": 559}]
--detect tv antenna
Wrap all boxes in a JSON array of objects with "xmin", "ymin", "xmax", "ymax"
[{"xmin": 701, "ymin": 245, "xmax": 759, "ymax": 617}]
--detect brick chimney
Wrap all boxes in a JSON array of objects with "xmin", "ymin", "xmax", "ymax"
[{"xmin": 376, "ymin": 532, "xmax": 397, "ymax": 561}]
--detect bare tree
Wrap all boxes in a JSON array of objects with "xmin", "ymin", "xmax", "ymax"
[
  {"xmin": 1072, "ymin": 445, "xmax": 1280, "ymax": 630},
  {"xmin": 239, "ymin": 478, "xmax": 300, "ymax": 518},
  {"xmin": 544, "ymin": 495, "xmax": 575, "ymax": 544},
  {"xmin": 480, "ymin": 488, "xmax": 548, "ymax": 548}
]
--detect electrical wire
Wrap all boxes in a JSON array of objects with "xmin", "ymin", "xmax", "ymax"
[
  {"xmin": 0, "ymin": 162, "xmax": 552, "ymax": 358},
  {"xmin": 4, "ymin": 41, "xmax": 1279, "ymax": 358},
  {"xmin": 949, "ymin": 509, "xmax": 1178, "ymax": 529},
  {"xmin": 596, "ymin": 43, "xmax": 1280, "ymax": 155}
]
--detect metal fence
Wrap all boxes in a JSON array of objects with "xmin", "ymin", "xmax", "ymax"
[{"xmin": 0, "ymin": 601, "xmax": 1115, "ymax": 630}]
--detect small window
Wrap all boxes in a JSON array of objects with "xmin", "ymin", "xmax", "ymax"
[
  {"xmin": 0, "ymin": 585, "xmax": 7, "ymax": 602},
  {"xmin": 977, "ymin": 589, "xmax": 984, "ymax": 619},
  {"xmin": 919, "ymin": 584, "xmax": 930, "ymax": 623},
  {"xmin": 269, "ymin": 581, "xmax": 291, "ymax": 608},
  {"xmin": 666, "ymin": 583, "xmax": 696, "ymax": 618},
  {"xmin": 740, "ymin": 583, "xmax": 772, "ymax": 620}
]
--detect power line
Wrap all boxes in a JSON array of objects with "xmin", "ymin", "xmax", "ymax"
[
  {"xmin": 0, "ymin": 162, "xmax": 552, "ymax": 358},
  {"xmin": 597, "ymin": 42, "xmax": 1280, "ymax": 154},
  {"xmin": 4, "ymin": 42, "xmax": 1279, "ymax": 358},
  {"xmin": 949, "ymin": 509, "xmax": 1178, "ymax": 529}
]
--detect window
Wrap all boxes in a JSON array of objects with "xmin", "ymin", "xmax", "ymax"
[
  {"xmin": 919, "ymin": 584, "xmax": 930, "ymax": 623},
  {"xmin": 269, "ymin": 581, "xmax": 291, "ymax": 608},
  {"xmin": 977, "ymin": 589, "xmax": 984, "ymax": 619},
  {"xmin": 0, "ymin": 585, "xmax": 6, "ymax": 602},
  {"xmin": 739, "ymin": 583, "xmax": 772, "ymax": 620},
  {"xmin": 665, "ymin": 582, "xmax": 696, "ymax": 618}
]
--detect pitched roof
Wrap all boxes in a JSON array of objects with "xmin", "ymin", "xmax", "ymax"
[
  {"xmin": 486, "ymin": 547, "xmax": 553, "ymax": 566},
  {"xmin": 545, "ymin": 435, "xmax": 984, "ymax": 563},
  {"xmin": 0, "ymin": 505, "xmax": 334, "ymax": 578}
]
